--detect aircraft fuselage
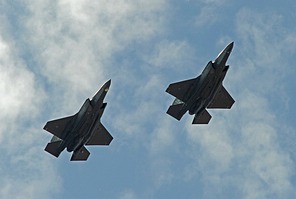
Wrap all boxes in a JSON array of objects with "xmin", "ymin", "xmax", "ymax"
[
  {"xmin": 43, "ymin": 80, "xmax": 112, "ymax": 160},
  {"xmin": 187, "ymin": 61, "xmax": 229, "ymax": 115},
  {"xmin": 165, "ymin": 42, "xmax": 234, "ymax": 124},
  {"xmin": 54, "ymin": 81, "xmax": 110, "ymax": 155}
]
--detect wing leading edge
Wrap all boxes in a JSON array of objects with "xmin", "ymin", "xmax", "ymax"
[
  {"xmin": 166, "ymin": 76, "xmax": 199, "ymax": 102},
  {"xmin": 43, "ymin": 116, "xmax": 74, "ymax": 140}
]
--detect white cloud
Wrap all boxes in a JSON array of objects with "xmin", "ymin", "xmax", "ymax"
[
  {"xmin": 119, "ymin": 189, "xmax": 138, "ymax": 199},
  {"xmin": 0, "ymin": 28, "xmax": 61, "ymax": 198},
  {"xmin": 183, "ymin": 7, "xmax": 296, "ymax": 199},
  {"xmin": 143, "ymin": 40, "xmax": 196, "ymax": 71},
  {"xmin": 2, "ymin": 1, "xmax": 295, "ymax": 199},
  {"xmin": 191, "ymin": 0, "xmax": 230, "ymax": 27},
  {"xmin": 22, "ymin": 0, "xmax": 169, "ymax": 115},
  {"xmin": 0, "ymin": 38, "xmax": 40, "ymax": 123},
  {"xmin": 15, "ymin": 1, "xmax": 175, "ymax": 198}
]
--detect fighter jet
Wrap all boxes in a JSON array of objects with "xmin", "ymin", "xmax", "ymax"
[
  {"xmin": 166, "ymin": 42, "xmax": 235, "ymax": 124},
  {"xmin": 43, "ymin": 80, "xmax": 113, "ymax": 161}
]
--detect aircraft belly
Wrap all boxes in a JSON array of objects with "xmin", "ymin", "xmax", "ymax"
[
  {"xmin": 43, "ymin": 80, "xmax": 112, "ymax": 161},
  {"xmin": 85, "ymin": 117, "xmax": 100, "ymax": 142},
  {"xmin": 65, "ymin": 120, "xmax": 91, "ymax": 152},
  {"xmin": 201, "ymin": 78, "xmax": 222, "ymax": 107},
  {"xmin": 66, "ymin": 135, "xmax": 84, "ymax": 152},
  {"xmin": 187, "ymin": 95, "xmax": 203, "ymax": 115},
  {"xmin": 165, "ymin": 42, "xmax": 234, "ymax": 125},
  {"xmin": 65, "ymin": 136, "xmax": 78, "ymax": 152},
  {"xmin": 188, "ymin": 77, "xmax": 220, "ymax": 114}
]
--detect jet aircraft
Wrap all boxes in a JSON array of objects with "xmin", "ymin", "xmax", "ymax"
[
  {"xmin": 43, "ymin": 80, "xmax": 113, "ymax": 161},
  {"xmin": 166, "ymin": 42, "xmax": 235, "ymax": 124}
]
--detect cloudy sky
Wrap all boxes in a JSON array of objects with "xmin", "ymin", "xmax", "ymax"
[{"xmin": 1, "ymin": 0, "xmax": 296, "ymax": 198}]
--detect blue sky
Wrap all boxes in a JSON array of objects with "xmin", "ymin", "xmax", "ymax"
[{"xmin": 1, "ymin": 0, "xmax": 296, "ymax": 199}]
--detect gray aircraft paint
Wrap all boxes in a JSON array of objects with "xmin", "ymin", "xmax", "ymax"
[
  {"xmin": 43, "ymin": 80, "xmax": 113, "ymax": 161},
  {"xmin": 166, "ymin": 42, "xmax": 235, "ymax": 124}
]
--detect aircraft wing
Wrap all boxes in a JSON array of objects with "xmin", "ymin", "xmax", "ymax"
[
  {"xmin": 86, "ymin": 123, "xmax": 113, "ymax": 145},
  {"xmin": 207, "ymin": 85, "xmax": 235, "ymax": 109},
  {"xmin": 43, "ymin": 115, "xmax": 74, "ymax": 140},
  {"xmin": 166, "ymin": 76, "xmax": 199, "ymax": 102}
]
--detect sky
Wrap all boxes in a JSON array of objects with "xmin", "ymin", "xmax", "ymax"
[{"xmin": 0, "ymin": 0, "xmax": 296, "ymax": 199}]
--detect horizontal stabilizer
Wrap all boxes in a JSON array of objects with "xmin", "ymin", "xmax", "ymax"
[
  {"xmin": 208, "ymin": 85, "xmax": 235, "ymax": 109},
  {"xmin": 44, "ymin": 141, "xmax": 62, "ymax": 158},
  {"xmin": 43, "ymin": 116, "xmax": 74, "ymax": 139},
  {"xmin": 166, "ymin": 77, "xmax": 199, "ymax": 102},
  {"xmin": 166, "ymin": 103, "xmax": 186, "ymax": 121},
  {"xmin": 192, "ymin": 109, "xmax": 212, "ymax": 124},
  {"xmin": 86, "ymin": 123, "xmax": 113, "ymax": 145},
  {"xmin": 70, "ymin": 146, "xmax": 90, "ymax": 161}
]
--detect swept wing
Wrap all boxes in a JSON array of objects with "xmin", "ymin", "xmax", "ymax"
[
  {"xmin": 43, "ymin": 116, "xmax": 74, "ymax": 139},
  {"xmin": 208, "ymin": 85, "xmax": 235, "ymax": 109},
  {"xmin": 166, "ymin": 77, "xmax": 199, "ymax": 102},
  {"xmin": 86, "ymin": 123, "xmax": 113, "ymax": 145}
]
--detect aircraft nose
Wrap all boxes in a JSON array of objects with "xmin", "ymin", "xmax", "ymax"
[
  {"xmin": 214, "ymin": 42, "xmax": 234, "ymax": 65},
  {"xmin": 104, "ymin": 79, "xmax": 111, "ymax": 92},
  {"xmin": 104, "ymin": 79, "xmax": 111, "ymax": 89},
  {"xmin": 226, "ymin": 42, "xmax": 234, "ymax": 53}
]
